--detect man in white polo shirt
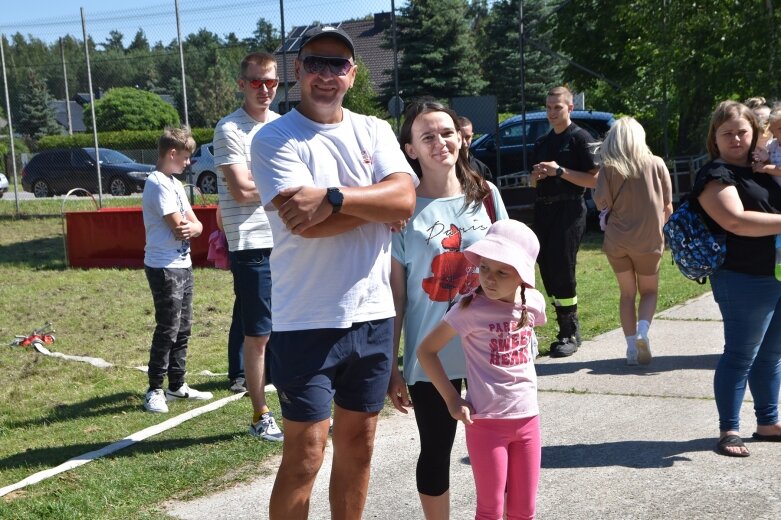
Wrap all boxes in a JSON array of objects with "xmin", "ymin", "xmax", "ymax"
[{"xmin": 213, "ymin": 52, "xmax": 282, "ymax": 441}]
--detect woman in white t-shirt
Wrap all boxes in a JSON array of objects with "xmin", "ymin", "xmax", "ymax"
[{"xmin": 388, "ymin": 100, "xmax": 507, "ymax": 520}]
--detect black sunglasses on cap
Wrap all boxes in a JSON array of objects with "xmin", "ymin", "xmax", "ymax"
[{"xmin": 301, "ymin": 55, "xmax": 354, "ymax": 76}]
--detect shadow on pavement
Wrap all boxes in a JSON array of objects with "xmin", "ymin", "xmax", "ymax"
[
  {"xmin": 536, "ymin": 353, "xmax": 721, "ymax": 377},
  {"xmin": 540, "ymin": 437, "xmax": 716, "ymax": 469}
]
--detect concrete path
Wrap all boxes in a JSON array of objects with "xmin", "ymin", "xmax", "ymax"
[{"xmin": 166, "ymin": 293, "xmax": 781, "ymax": 520}]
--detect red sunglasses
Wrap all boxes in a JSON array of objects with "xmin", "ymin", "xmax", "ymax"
[{"xmin": 243, "ymin": 78, "xmax": 279, "ymax": 89}]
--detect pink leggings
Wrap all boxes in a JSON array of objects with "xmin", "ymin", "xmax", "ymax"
[{"xmin": 465, "ymin": 415, "xmax": 541, "ymax": 520}]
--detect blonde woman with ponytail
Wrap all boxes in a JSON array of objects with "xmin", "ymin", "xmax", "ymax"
[{"xmin": 594, "ymin": 117, "xmax": 672, "ymax": 366}]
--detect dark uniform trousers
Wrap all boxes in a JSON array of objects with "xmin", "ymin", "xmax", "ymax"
[{"xmin": 533, "ymin": 196, "xmax": 586, "ymax": 311}]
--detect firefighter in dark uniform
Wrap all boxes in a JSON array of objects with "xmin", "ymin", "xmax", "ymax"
[{"xmin": 530, "ymin": 86, "xmax": 598, "ymax": 357}]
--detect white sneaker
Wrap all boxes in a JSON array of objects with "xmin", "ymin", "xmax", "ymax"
[
  {"xmin": 165, "ymin": 383, "xmax": 213, "ymax": 402},
  {"xmin": 249, "ymin": 412, "xmax": 284, "ymax": 441},
  {"xmin": 144, "ymin": 389, "xmax": 169, "ymax": 413},
  {"xmin": 636, "ymin": 333, "xmax": 652, "ymax": 365},
  {"xmin": 626, "ymin": 346, "xmax": 639, "ymax": 366}
]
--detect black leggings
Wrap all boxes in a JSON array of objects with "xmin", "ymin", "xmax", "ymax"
[{"xmin": 409, "ymin": 379, "xmax": 464, "ymax": 496}]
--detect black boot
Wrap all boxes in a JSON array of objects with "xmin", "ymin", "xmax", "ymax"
[{"xmin": 550, "ymin": 309, "xmax": 580, "ymax": 358}]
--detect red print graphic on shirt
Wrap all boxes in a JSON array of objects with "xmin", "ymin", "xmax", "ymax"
[
  {"xmin": 421, "ymin": 224, "xmax": 479, "ymax": 308},
  {"xmin": 488, "ymin": 325, "xmax": 532, "ymax": 366}
]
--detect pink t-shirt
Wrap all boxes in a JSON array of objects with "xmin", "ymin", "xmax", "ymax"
[{"xmin": 444, "ymin": 289, "xmax": 546, "ymax": 419}]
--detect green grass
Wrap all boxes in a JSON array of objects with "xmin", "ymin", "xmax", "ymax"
[{"xmin": 0, "ymin": 201, "xmax": 710, "ymax": 518}]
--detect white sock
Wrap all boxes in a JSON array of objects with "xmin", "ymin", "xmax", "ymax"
[
  {"xmin": 638, "ymin": 320, "xmax": 650, "ymax": 337},
  {"xmin": 626, "ymin": 335, "xmax": 637, "ymax": 350}
]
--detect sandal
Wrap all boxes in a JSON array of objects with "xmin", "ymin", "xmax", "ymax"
[
  {"xmin": 717, "ymin": 434, "xmax": 750, "ymax": 457},
  {"xmin": 752, "ymin": 432, "xmax": 781, "ymax": 442}
]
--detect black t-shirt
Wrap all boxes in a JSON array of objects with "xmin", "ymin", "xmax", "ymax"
[
  {"xmin": 532, "ymin": 123, "xmax": 597, "ymax": 197},
  {"xmin": 691, "ymin": 160, "xmax": 781, "ymax": 276},
  {"xmin": 469, "ymin": 154, "xmax": 493, "ymax": 181}
]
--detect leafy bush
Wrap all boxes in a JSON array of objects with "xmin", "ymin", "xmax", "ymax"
[
  {"xmin": 0, "ymin": 137, "xmax": 30, "ymax": 173},
  {"xmin": 36, "ymin": 128, "xmax": 214, "ymax": 151},
  {"xmin": 84, "ymin": 87, "xmax": 180, "ymax": 132}
]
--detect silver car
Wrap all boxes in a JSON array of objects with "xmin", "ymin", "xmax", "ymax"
[
  {"xmin": 0, "ymin": 172, "xmax": 9, "ymax": 197},
  {"xmin": 186, "ymin": 143, "xmax": 218, "ymax": 195}
]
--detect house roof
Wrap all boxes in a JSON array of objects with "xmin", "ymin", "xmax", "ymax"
[
  {"xmin": 48, "ymin": 100, "xmax": 86, "ymax": 132},
  {"xmin": 272, "ymin": 12, "xmax": 396, "ymax": 110}
]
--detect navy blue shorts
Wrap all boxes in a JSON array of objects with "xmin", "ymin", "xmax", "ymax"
[
  {"xmin": 229, "ymin": 248, "xmax": 272, "ymax": 337},
  {"xmin": 269, "ymin": 318, "xmax": 393, "ymax": 422}
]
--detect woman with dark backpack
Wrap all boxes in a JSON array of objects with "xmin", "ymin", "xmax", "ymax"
[
  {"xmin": 594, "ymin": 117, "xmax": 672, "ymax": 366},
  {"xmin": 693, "ymin": 101, "xmax": 781, "ymax": 457}
]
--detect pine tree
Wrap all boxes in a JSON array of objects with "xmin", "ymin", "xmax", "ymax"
[
  {"xmin": 16, "ymin": 69, "xmax": 61, "ymax": 140},
  {"xmin": 193, "ymin": 52, "xmax": 240, "ymax": 128},
  {"xmin": 245, "ymin": 18, "xmax": 282, "ymax": 53},
  {"xmin": 479, "ymin": 0, "xmax": 563, "ymax": 113},
  {"xmin": 128, "ymin": 29, "xmax": 150, "ymax": 53},
  {"xmin": 384, "ymin": 0, "xmax": 486, "ymax": 103},
  {"xmin": 344, "ymin": 58, "xmax": 384, "ymax": 118}
]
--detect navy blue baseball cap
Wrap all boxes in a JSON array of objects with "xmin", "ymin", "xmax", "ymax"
[{"xmin": 299, "ymin": 25, "xmax": 355, "ymax": 58}]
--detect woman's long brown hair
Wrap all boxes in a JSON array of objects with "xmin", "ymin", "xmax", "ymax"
[{"xmin": 399, "ymin": 98, "xmax": 489, "ymax": 211}]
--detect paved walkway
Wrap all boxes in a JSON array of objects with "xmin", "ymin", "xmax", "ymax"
[{"xmin": 166, "ymin": 293, "xmax": 781, "ymax": 519}]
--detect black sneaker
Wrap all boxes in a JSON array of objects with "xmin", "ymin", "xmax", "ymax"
[
  {"xmin": 550, "ymin": 337, "xmax": 578, "ymax": 358},
  {"xmin": 229, "ymin": 377, "xmax": 247, "ymax": 393}
]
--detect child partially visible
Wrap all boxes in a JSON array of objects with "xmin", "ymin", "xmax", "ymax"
[
  {"xmin": 417, "ymin": 219, "xmax": 546, "ymax": 520},
  {"xmin": 142, "ymin": 126, "xmax": 213, "ymax": 413},
  {"xmin": 753, "ymin": 105, "xmax": 781, "ymax": 186}
]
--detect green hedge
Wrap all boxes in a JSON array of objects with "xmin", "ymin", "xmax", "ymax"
[{"xmin": 36, "ymin": 128, "xmax": 215, "ymax": 151}]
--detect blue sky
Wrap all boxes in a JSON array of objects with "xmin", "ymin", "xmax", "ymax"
[{"xmin": 1, "ymin": 0, "xmax": 400, "ymax": 45}]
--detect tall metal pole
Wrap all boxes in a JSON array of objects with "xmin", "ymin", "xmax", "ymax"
[
  {"xmin": 661, "ymin": 0, "xmax": 669, "ymax": 160},
  {"xmin": 0, "ymin": 34, "xmax": 20, "ymax": 215},
  {"xmin": 519, "ymin": 0, "xmax": 528, "ymax": 174},
  {"xmin": 174, "ymin": 0, "xmax": 194, "ymax": 203},
  {"xmin": 175, "ymin": 0, "xmax": 189, "ymax": 126},
  {"xmin": 391, "ymin": 0, "xmax": 401, "ymax": 133},
  {"xmin": 60, "ymin": 38, "xmax": 73, "ymax": 135},
  {"xmin": 280, "ymin": 0, "xmax": 289, "ymax": 112},
  {"xmin": 81, "ymin": 8, "xmax": 103, "ymax": 208}
]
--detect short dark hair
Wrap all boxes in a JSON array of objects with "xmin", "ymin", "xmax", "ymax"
[
  {"xmin": 458, "ymin": 116, "xmax": 472, "ymax": 128},
  {"xmin": 158, "ymin": 126, "xmax": 196, "ymax": 156},
  {"xmin": 547, "ymin": 86, "xmax": 573, "ymax": 104},
  {"xmin": 240, "ymin": 52, "xmax": 277, "ymax": 78}
]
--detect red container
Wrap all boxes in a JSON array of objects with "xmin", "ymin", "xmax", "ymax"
[{"xmin": 64, "ymin": 205, "xmax": 219, "ymax": 268}]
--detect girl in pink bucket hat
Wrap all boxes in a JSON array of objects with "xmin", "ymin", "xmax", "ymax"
[{"xmin": 417, "ymin": 219, "xmax": 546, "ymax": 520}]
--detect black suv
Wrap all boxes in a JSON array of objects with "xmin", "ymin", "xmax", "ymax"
[
  {"xmin": 470, "ymin": 110, "xmax": 615, "ymax": 176},
  {"xmin": 22, "ymin": 148, "xmax": 155, "ymax": 197}
]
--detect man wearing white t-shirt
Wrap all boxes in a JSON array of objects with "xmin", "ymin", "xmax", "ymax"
[
  {"xmin": 252, "ymin": 26, "xmax": 417, "ymax": 520},
  {"xmin": 213, "ymin": 52, "xmax": 282, "ymax": 441}
]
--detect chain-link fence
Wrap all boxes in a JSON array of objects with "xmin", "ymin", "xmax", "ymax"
[
  {"xmin": 2, "ymin": 0, "xmax": 577, "ymax": 214},
  {"xmin": 1, "ymin": 0, "xmax": 413, "ymax": 212}
]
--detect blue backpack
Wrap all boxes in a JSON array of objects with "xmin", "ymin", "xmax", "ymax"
[{"xmin": 663, "ymin": 199, "xmax": 726, "ymax": 284}]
